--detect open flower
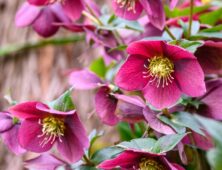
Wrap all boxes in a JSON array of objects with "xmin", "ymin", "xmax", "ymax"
[
  {"xmin": 115, "ymin": 40, "xmax": 206, "ymax": 109},
  {"xmin": 27, "ymin": 0, "xmax": 84, "ymax": 21},
  {"xmin": 112, "ymin": 0, "xmax": 165, "ymax": 29},
  {"xmin": 9, "ymin": 102, "xmax": 89, "ymax": 163},
  {"xmin": 98, "ymin": 149, "xmax": 184, "ymax": 170}
]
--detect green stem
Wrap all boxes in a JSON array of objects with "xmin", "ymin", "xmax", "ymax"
[
  {"xmin": 0, "ymin": 35, "xmax": 84, "ymax": 57},
  {"xmin": 164, "ymin": 26, "xmax": 177, "ymax": 40},
  {"xmin": 188, "ymin": 0, "xmax": 194, "ymax": 38},
  {"xmin": 83, "ymin": 155, "xmax": 95, "ymax": 166}
]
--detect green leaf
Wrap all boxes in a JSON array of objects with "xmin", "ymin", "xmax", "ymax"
[
  {"xmin": 207, "ymin": 148, "xmax": 222, "ymax": 170},
  {"xmin": 75, "ymin": 165, "xmax": 98, "ymax": 170},
  {"xmin": 179, "ymin": 20, "xmax": 200, "ymax": 37},
  {"xmin": 91, "ymin": 147, "xmax": 123, "ymax": 164},
  {"xmin": 200, "ymin": 24, "xmax": 222, "ymax": 32},
  {"xmin": 117, "ymin": 138, "xmax": 156, "ymax": 152},
  {"xmin": 191, "ymin": 32, "xmax": 222, "ymax": 39},
  {"xmin": 49, "ymin": 89, "xmax": 75, "ymax": 111},
  {"xmin": 89, "ymin": 58, "xmax": 107, "ymax": 78},
  {"xmin": 169, "ymin": 39, "xmax": 203, "ymax": 53},
  {"xmin": 108, "ymin": 44, "xmax": 127, "ymax": 53},
  {"xmin": 200, "ymin": 8, "xmax": 222, "ymax": 26},
  {"xmin": 88, "ymin": 130, "xmax": 104, "ymax": 158},
  {"xmin": 172, "ymin": 112, "xmax": 205, "ymax": 136},
  {"xmin": 151, "ymin": 133, "xmax": 187, "ymax": 153},
  {"xmin": 158, "ymin": 115, "xmax": 186, "ymax": 134}
]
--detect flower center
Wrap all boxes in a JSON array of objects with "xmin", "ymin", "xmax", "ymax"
[
  {"xmin": 143, "ymin": 56, "xmax": 174, "ymax": 88},
  {"xmin": 38, "ymin": 116, "xmax": 66, "ymax": 147},
  {"xmin": 139, "ymin": 158, "xmax": 166, "ymax": 170},
  {"xmin": 116, "ymin": 0, "xmax": 137, "ymax": 13}
]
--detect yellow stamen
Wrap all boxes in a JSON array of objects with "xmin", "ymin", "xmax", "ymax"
[
  {"xmin": 116, "ymin": 0, "xmax": 137, "ymax": 13},
  {"xmin": 139, "ymin": 158, "xmax": 166, "ymax": 170},
  {"xmin": 38, "ymin": 116, "xmax": 66, "ymax": 147},
  {"xmin": 143, "ymin": 56, "xmax": 174, "ymax": 88},
  {"xmin": 201, "ymin": 0, "xmax": 211, "ymax": 4}
]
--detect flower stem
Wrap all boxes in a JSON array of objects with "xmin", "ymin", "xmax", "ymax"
[
  {"xmin": 83, "ymin": 155, "xmax": 95, "ymax": 166},
  {"xmin": 188, "ymin": 0, "xmax": 194, "ymax": 38},
  {"xmin": 164, "ymin": 26, "xmax": 177, "ymax": 40}
]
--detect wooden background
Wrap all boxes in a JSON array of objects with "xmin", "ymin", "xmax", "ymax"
[{"xmin": 0, "ymin": 0, "xmax": 117, "ymax": 169}]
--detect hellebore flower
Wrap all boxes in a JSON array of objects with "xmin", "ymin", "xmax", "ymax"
[
  {"xmin": 69, "ymin": 69, "xmax": 145, "ymax": 125},
  {"xmin": 195, "ymin": 41, "xmax": 222, "ymax": 74},
  {"xmin": 115, "ymin": 40, "xmax": 206, "ymax": 109},
  {"xmin": 9, "ymin": 102, "xmax": 89, "ymax": 163},
  {"xmin": 0, "ymin": 112, "xmax": 26, "ymax": 155},
  {"xmin": 112, "ymin": 0, "xmax": 165, "ymax": 29},
  {"xmin": 98, "ymin": 149, "xmax": 184, "ymax": 170},
  {"xmin": 25, "ymin": 154, "xmax": 67, "ymax": 170},
  {"xmin": 15, "ymin": 2, "xmax": 70, "ymax": 37},
  {"xmin": 27, "ymin": 0, "xmax": 84, "ymax": 21}
]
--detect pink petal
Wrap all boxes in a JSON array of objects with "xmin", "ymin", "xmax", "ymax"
[
  {"xmin": 28, "ymin": 0, "xmax": 48, "ymax": 6},
  {"xmin": 50, "ymin": 3, "xmax": 71, "ymax": 23},
  {"xmin": 32, "ymin": 7, "xmax": 59, "ymax": 37},
  {"xmin": 127, "ymin": 40, "xmax": 163, "ymax": 58},
  {"xmin": 140, "ymin": 0, "xmax": 165, "ymax": 30},
  {"xmin": 113, "ymin": 94, "xmax": 145, "ymax": 108},
  {"xmin": 15, "ymin": 2, "xmax": 41, "ymax": 27},
  {"xmin": 18, "ymin": 119, "xmax": 54, "ymax": 152},
  {"xmin": 174, "ymin": 59, "xmax": 206, "ymax": 97},
  {"xmin": 143, "ymin": 107, "xmax": 175, "ymax": 134},
  {"xmin": 95, "ymin": 86, "xmax": 119, "ymax": 126},
  {"xmin": 170, "ymin": 0, "xmax": 179, "ymax": 9},
  {"xmin": 9, "ymin": 102, "xmax": 46, "ymax": 119},
  {"xmin": 142, "ymin": 80, "xmax": 181, "ymax": 109},
  {"xmin": 112, "ymin": 0, "xmax": 143, "ymax": 20},
  {"xmin": 25, "ymin": 154, "xmax": 66, "ymax": 170},
  {"xmin": 36, "ymin": 103, "xmax": 75, "ymax": 115},
  {"xmin": 98, "ymin": 150, "xmax": 140, "ymax": 169},
  {"xmin": 1, "ymin": 125, "xmax": 26, "ymax": 155},
  {"xmin": 62, "ymin": 0, "xmax": 84, "ymax": 21},
  {"xmin": 0, "ymin": 112, "xmax": 13, "ymax": 133},
  {"xmin": 115, "ymin": 55, "xmax": 148, "ymax": 91},
  {"xmin": 68, "ymin": 69, "xmax": 103, "ymax": 90}
]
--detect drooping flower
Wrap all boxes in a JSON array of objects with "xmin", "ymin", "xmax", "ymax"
[
  {"xmin": 0, "ymin": 112, "xmax": 26, "ymax": 154},
  {"xmin": 9, "ymin": 102, "xmax": 89, "ymax": 163},
  {"xmin": 115, "ymin": 40, "xmax": 206, "ymax": 109},
  {"xmin": 112, "ymin": 0, "xmax": 165, "ymax": 30},
  {"xmin": 15, "ymin": 2, "xmax": 70, "ymax": 37},
  {"xmin": 27, "ymin": 0, "xmax": 84, "ymax": 21},
  {"xmin": 98, "ymin": 149, "xmax": 185, "ymax": 170}
]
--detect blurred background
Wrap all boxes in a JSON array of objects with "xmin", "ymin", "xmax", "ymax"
[{"xmin": 0, "ymin": 0, "xmax": 118, "ymax": 169}]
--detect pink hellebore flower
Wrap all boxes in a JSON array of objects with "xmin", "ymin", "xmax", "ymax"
[
  {"xmin": 15, "ymin": 2, "xmax": 70, "ymax": 37},
  {"xmin": 112, "ymin": 0, "xmax": 165, "ymax": 30},
  {"xmin": 115, "ymin": 40, "xmax": 206, "ymax": 109},
  {"xmin": 9, "ymin": 102, "xmax": 89, "ymax": 163},
  {"xmin": 98, "ymin": 149, "xmax": 185, "ymax": 170},
  {"xmin": 28, "ymin": 0, "xmax": 84, "ymax": 21},
  {"xmin": 0, "ymin": 112, "xmax": 26, "ymax": 155}
]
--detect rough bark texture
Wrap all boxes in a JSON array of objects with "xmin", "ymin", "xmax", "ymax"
[{"xmin": 0, "ymin": 0, "xmax": 117, "ymax": 169}]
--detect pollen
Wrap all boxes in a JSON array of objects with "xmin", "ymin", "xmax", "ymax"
[
  {"xmin": 38, "ymin": 116, "xmax": 66, "ymax": 147},
  {"xmin": 139, "ymin": 158, "xmax": 166, "ymax": 170},
  {"xmin": 143, "ymin": 56, "xmax": 174, "ymax": 88},
  {"xmin": 116, "ymin": 0, "xmax": 137, "ymax": 13}
]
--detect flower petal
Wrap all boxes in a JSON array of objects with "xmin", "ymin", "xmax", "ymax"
[
  {"xmin": 143, "ymin": 107, "xmax": 175, "ymax": 134},
  {"xmin": 95, "ymin": 86, "xmax": 119, "ymax": 126},
  {"xmin": 143, "ymin": 80, "xmax": 181, "ymax": 109},
  {"xmin": 68, "ymin": 69, "xmax": 103, "ymax": 90},
  {"xmin": 115, "ymin": 55, "xmax": 148, "ymax": 91},
  {"xmin": 9, "ymin": 102, "xmax": 46, "ymax": 119},
  {"xmin": 15, "ymin": 2, "xmax": 41, "ymax": 27},
  {"xmin": 112, "ymin": 0, "xmax": 143, "ymax": 20},
  {"xmin": 28, "ymin": 0, "xmax": 48, "ymax": 6},
  {"xmin": 127, "ymin": 40, "xmax": 163, "ymax": 58},
  {"xmin": 18, "ymin": 119, "xmax": 54, "ymax": 152},
  {"xmin": 174, "ymin": 59, "xmax": 206, "ymax": 97},
  {"xmin": 0, "ymin": 112, "xmax": 13, "ymax": 133},
  {"xmin": 62, "ymin": 0, "xmax": 84, "ymax": 21},
  {"xmin": 140, "ymin": 0, "xmax": 165, "ymax": 30}
]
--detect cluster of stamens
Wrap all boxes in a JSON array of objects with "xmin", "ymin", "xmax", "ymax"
[
  {"xmin": 143, "ymin": 56, "xmax": 174, "ymax": 88},
  {"xmin": 38, "ymin": 116, "xmax": 66, "ymax": 147},
  {"xmin": 139, "ymin": 158, "xmax": 165, "ymax": 170},
  {"xmin": 116, "ymin": 0, "xmax": 137, "ymax": 13}
]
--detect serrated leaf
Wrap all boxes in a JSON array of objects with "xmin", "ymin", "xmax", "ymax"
[
  {"xmin": 117, "ymin": 138, "xmax": 156, "ymax": 152},
  {"xmin": 91, "ymin": 147, "xmax": 123, "ymax": 164},
  {"xmin": 151, "ymin": 133, "xmax": 187, "ymax": 153},
  {"xmin": 172, "ymin": 112, "xmax": 205, "ymax": 136},
  {"xmin": 49, "ymin": 89, "xmax": 75, "ymax": 111}
]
